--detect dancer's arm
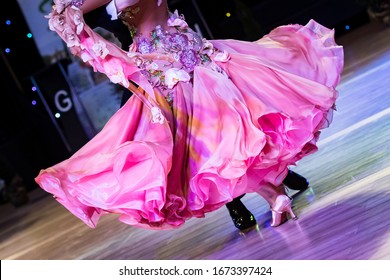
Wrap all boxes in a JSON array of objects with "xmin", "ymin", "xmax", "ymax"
[
  {"xmin": 73, "ymin": 0, "xmax": 164, "ymax": 13},
  {"xmin": 78, "ymin": 0, "xmax": 112, "ymax": 13},
  {"xmin": 76, "ymin": 0, "xmax": 162, "ymax": 14}
]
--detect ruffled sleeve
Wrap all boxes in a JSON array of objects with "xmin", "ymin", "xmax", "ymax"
[{"xmin": 47, "ymin": 3, "xmax": 156, "ymax": 101}]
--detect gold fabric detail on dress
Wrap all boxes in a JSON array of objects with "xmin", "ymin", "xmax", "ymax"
[
  {"xmin": 119, "ymin": 6, "xmax": 141, "ymax": 20},
  {"xmin": 119, "ymin": 6, "xmax": 141, "ymax": 38}
]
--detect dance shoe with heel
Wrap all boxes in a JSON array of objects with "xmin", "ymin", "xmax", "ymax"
[{"xmin": 270, "ymin": 195, "xmax": 298, "ymax": 227}]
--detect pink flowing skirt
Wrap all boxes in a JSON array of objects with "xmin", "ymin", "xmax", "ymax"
[{"xmin": 36, "ymin": 20, "xmax": 343, "ymax": 229}]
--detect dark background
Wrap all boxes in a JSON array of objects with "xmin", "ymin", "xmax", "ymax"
[
  {"xmin": 0, "ymin": 0, "xmax": 368, "ymax": 194},
  {"xmin": 172, "ymin": 0, "xmax": 368, "ymax": 40}
]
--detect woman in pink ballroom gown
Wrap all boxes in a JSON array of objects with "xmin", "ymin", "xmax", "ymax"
[{"xmin": 36, "ymin": 0, "xmax": 344, "ymax": 230}]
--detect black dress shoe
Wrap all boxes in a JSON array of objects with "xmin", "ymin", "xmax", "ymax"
[
  {"xmin": 226, "ymin": 196, "xmax": 257, "ymax": 231},
  {"xmin": 282, "ymin": 170, "xmax": 309, "ymax": 191}
]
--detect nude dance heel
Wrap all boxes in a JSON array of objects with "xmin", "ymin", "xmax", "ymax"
[{"xmin": 270, "ymin": 195, "xmax": 298, "ymax": 227}]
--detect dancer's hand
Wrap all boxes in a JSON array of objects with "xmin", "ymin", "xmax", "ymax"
[{"xmin": 53, "ymin": 0, "xmax": 72, "ymax": 13}]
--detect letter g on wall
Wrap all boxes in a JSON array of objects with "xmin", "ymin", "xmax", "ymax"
[{"xmin": 54, "ymin": 90, "xmax": 73, "ymax": 112}]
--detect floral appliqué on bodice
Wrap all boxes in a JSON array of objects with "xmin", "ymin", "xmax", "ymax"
[{"xmin": 127, "ymin": 10, "xmax": 229, "ymax": 105}]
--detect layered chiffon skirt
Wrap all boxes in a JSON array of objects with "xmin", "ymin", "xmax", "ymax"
[{"xmin": 36, "ymin": 19, "xmax": 343, "ymax": 229}]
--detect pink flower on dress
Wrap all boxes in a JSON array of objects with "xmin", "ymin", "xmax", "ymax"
[
  {"xmin": 80, "ymin": 50, "xmax": 93, "ymax": 62},
  {"xmin": 63, "ymin": 26, "xmax": 80, "ymax": 47},
  {"xmin": 92, "ymin": 41, "xmax": 109, "ymax": 59},
  {"xmin": 164, "ymin": 68, "xmax": 191, "ymax": 89},
  {"xmin": 104, "ymin": 63, "xmax": 129, "ymax": 88},
  {"xmin": 167, "ymin": 10, "xmax": 188, "ymax": 29},
  {"xmin": 47, "ymin": 14, "xmax": 66, "ymax": 32},
  {"xmin": 151, "ymin": 107, "xmax": 165, "ymax": 124},
  {"xmin": 201, "ymin": 39, "xmax": 214, "ymax": 56},
  {"xmin": 72, "ymin": 8, "xmax": 84, "ymax": 34},
  {"xmin": 213, "ymin": 50, "xmax": 231, "ymax": 62}
]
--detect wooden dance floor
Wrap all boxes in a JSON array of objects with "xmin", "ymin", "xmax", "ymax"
[{"xmin": 1, "ymin": 21, "xmax": 389, "ymax": 260}]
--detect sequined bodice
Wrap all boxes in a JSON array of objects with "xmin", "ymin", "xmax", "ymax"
[{"xmin": 135, "ymin": 24, "xmax": 206, "ymax": 70}]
